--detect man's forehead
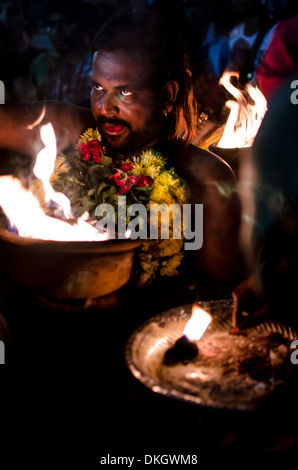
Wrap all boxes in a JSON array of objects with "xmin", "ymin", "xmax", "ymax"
[{"xmin": 91, "ymin": 50, "xmax": 152, "ymax": 87}]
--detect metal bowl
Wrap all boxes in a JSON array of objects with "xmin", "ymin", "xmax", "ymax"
[
  {"xmin": 0, "ymin": 228, "xmax": 141, "ymax": 299},
  {"xmin": 209, "ymin": 144, "xmax": 252, "ymax": 178},
  {"xmin": 125, "ymin": 300, "xmax": 297, "ymax": 411}
]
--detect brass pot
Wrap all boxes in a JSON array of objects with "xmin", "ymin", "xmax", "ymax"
[
  {"xmin": 0, "ymin": 229, "xmax": 141, "ymax": 300},
  {"xmin": 209, "ymin": 144, "xmax": 252, "ymax": 179}
]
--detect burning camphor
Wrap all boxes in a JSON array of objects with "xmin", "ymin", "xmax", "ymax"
[
  {"xmin": 163, "ymin": 305, "xmax": 213, "ymax": 365},
  {"xmin": 217, "ymin": 71, "xmax": 267, "ymax": 149}
]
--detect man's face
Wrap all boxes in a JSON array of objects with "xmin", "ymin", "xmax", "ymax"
[
  {"xmin": 90, "ymin": 50, "xmax": 165, "ymax": 154},
  {"xmin": 46, "ymin": 13, "xmax": 79, "ymax": 55}
]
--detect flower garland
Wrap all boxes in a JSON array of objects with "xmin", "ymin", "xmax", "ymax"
[{"xmin": 50, "ymin": 128, "xmax": 190, "ymax": 287}]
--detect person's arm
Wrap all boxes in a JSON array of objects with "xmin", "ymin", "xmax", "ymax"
[
  {"xmin": 176, "ymin": 145, "xmax": 244, "ymax": 299},
  {"xmin": 0, "ymin": 101, "xmax": 96, "ymax": 159}
]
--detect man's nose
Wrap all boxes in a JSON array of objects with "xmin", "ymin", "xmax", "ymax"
[{"xmin": 98, "ymin": 92, "xmax": 119, "ymax": 116}]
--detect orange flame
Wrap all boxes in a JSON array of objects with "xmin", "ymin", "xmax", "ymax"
[
  {"xmin": 0, "ymin": 123, "xmax": 109, "ymax": 241},
  {"xmin": 217, "ymin": 71, "xmax": 267, "ymax": 149},
  {"xmin": 0, "ymin": 176, "xmax": 109, "ymax": 241},
  {"xmin": 33, "ymin": 122, "xmax": 73, "ymax": 218},
  {"xmin": 183, "ymin": 305, "xmax": 212, "ymax": 342}
]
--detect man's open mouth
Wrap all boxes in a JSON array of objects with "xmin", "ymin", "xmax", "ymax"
[{"xmin": 104, "ymin": 123, "xmax": 126, "ymax": 135}]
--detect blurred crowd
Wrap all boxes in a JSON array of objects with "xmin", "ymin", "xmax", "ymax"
[
  {"xmin": 1, "ymin": 0, "xmax": 298, "ymax": 110},
  {"xmin": 1, "ymin": 1, "xmax": 298, "ymax": 453}
]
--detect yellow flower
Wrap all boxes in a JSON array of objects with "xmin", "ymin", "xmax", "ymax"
[
  {"xmin": 77, "ymin": 127, "xmax": 102, "ymax": 145},
  {"xmin": 138, "ymin": 252, "xmax": 159, "ymax": 274},
  {"xmin": 148, "ymin": 188, "xmax": 175, "ymax": 205},
  {"xmin": 147, "ymin": 201, "xmax": 183, "ymax": 239},
  {"xmin": 150, "ymin": 171, "xmax": 189, "ymax": 205},
  {"xmin": 141, "ymin": 239, "xmax": 160, "ymax": 255},
  {"xmin": 50, "ymin": 155, "xmax": 70, "ymax": 183},
  {"xmin": 130, "ymin": 149, "xmax": 165, "ymax": 179},
  {"xmin": 160, "ymin": 253, "xmax": 184, "ymax": 277},
  {"xmin": 154, "ymin": 171, "xmax": 177, "ymax": 188},
  {"xmin": 158, "ymin": 238, "xmax": 183, "ymax": 257},
  {"xmin": 170, "ymin": 183, "xmax": 189, "ymax": 205}
]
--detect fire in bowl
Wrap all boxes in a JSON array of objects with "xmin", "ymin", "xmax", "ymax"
[{"xmin": 0, "ymin": 228, "xmax": 141, "ymax": 300}]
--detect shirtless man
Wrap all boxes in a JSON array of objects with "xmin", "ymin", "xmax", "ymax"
[{"xmin": 0, "ymin": 11, "xmax": 242, "ymax": 299}]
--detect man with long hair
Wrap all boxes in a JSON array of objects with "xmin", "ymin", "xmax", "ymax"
[{"xmin": 0, "ymin": 11, "xmax": 242, "ymax": 299}]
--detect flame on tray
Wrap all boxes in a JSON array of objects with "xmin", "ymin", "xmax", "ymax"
[{"xmin": 183, "ymin": 305, "xmax": 213, "ymax": 342}]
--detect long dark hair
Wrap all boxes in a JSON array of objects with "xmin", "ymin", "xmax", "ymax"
[{"xmin": 91, "ymin": 11, "xmax": 198, "ymax": 144}]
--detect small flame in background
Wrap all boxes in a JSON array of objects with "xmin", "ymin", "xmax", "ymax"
[
  {"xmin": 0, "ymin": 123, "xmax": 109, "ymax": 241},
  {"xmin": 217, "ymin": 71, "xmax": 267, "ymax": 149},
  {"xmin": 183, "ymin": 305, "xmax": 213, "ymax": 342}
]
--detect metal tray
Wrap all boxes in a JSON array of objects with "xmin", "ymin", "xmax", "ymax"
[{"xmin": 125, "ymin": 300, "xmax": 297, "ymax": 411}]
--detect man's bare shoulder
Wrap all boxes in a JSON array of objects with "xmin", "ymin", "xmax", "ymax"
[{"xmin": 173, "ymin": 143, "xmax": 237, "ymax": 183}]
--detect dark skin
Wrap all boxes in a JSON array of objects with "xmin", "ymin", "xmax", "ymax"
[
  {"xmin": 0, "ymin": 50, "xmax": 242, "ymax": 299},
  {"xmin": 172, "ymin": 143, "xmax": 241, "ymax": 298}
]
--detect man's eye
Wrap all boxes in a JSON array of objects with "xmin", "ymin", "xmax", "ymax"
[
  {"xmin": 120, "ymin": 90, "xmax": 133, "ymax": 97},
  {"xmin": 93, "ymin": 84, "xmax": 104, "ymax": 92}
]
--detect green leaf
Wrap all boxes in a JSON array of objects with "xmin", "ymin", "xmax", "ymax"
[
  {"xmin": 97, "ymin": 181, "xmax": 110, "ymax": 194},
  {"xmin": 101, "ymin": 155, "xmax": 113, "ymax": 167},
  {"xmin": 135, "ymin": 185, "xmax": 153, "ymax": 192}
]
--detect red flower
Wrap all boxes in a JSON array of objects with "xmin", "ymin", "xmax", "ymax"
[
  {"xmin": 119, "ymin": 162, "xmax": 134, "ymax": 172},
  {"xmin": 136, "ymin": 175, "xmax": 153, "ymax": 187},
  {"xmin": 109, "ymin": 170, "xmax": 138, "ymax": 194},
  {"xmin": 92, "ymin": 154, "xmax": 102, "ymax": 163},
  {"xmin": 118, "ymin": 179, "xmax": 135, "ymax": 194},
  {"xmin": 78, "ymin": 143, "xmax": 91, "ymax": 161},
  {"xmin": 78, "ymin": 140, "xmax": 103, "ymax": 163},
  {"xmin": 87, "ymin": 140, "xmax": 102, "ymax": 163}
]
